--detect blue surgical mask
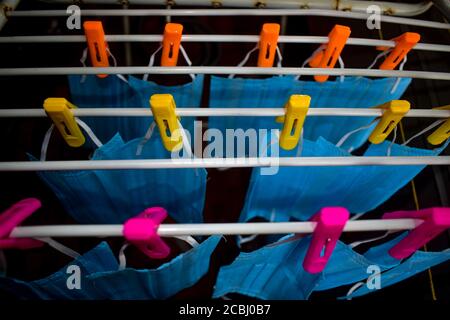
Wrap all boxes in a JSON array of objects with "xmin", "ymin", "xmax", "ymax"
[
  {"xmin": 208, "ymin": 76, "xmax": 411, "ymax": 152},
  {"xmin": 68, "ymin": 74, "xmax": 204, "ymax": 142},
  {"xmin": 213, "ymin": 234, "xmax": 405, "ymax": 300},
  {"xmin": 31, "ymin": 132, "xmax": 207, "ymax": 224},
  {"xmin": 88, "ymin": 236, "xmax": 221, "ymax": 299},
  {"xmin": 240, "ymin": 136, "xmax": 449, "ymax": 222},
  {"xmin": 0, "ymin": 242, "xmax": 118, "ymax": 299}
]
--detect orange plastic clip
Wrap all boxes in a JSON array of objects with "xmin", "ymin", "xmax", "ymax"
[
  {"xmin": 377, "ymin": 32, "xmax": 420, "ymax": 70},
  {"xmin": 161, "ymin": 23, "xmax": 183, "ymax": 67},
  {"xmin": 308, "ymin": 25, "xmax": 351, "ymax": 83},
  {"xmin": 257, "ymin": 23, "xmax": 280, "ymax": 68},
  {"xmin": 83, "ymin": 21, "xmax": 109, "ymax": 78}
]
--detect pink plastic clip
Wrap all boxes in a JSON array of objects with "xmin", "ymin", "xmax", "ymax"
[
  {"xmin": 123, "ymin": 207, "xmax": 170, "ymax": 259},
  {"xmin": 0, "ymin": 198, "xmax": 44, "ymax": 250},
  {"xmin": 303, "ymin": 207, "xmax": 349, "ymax": 274},
  {"xmin": 383, "ymin": 207, "xmax": 450, "ymax": 260}
]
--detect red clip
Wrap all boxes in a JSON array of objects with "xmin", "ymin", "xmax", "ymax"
[
  {"xmin": 303, "ymin": 207, "xmax": 349, "ymax": 274},
  {"xmin": 308, "ymin": 25, "xmax": 351, "ymax": 83},
  {"xmin": 382, "ymin": 207, "xmax": 450, "ymax": 260},
  {"xmin": 377, "ymin": 32, "xmax": 420, "ymax": 70},
  {"xmin": 257, "ymin": 23, "xmax": 280, "ymax": 68},
  {"xmin": 83, "ymin": 21, "xmax": 109, "ymax": 78},
  {"xmin": 0, "ymin": 198, "xmax": 44, "ymax": 250},
  {"xmin": 123, "ymin": 207, "xmax": 170, "ymax": 259},
  {"xmin": 161, "ymin": 23, "xmax": 183, "ymax": 67}
]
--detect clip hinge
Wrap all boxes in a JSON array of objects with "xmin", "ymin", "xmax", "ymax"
[
  {"xmin": 368, "ymin": 100, "xmax": 410, "ymax": 144},
  {"xmin": 161, "ymin": 23, "xmax": 183, "ymax": 67},
  {"xmin": 257, "ymin": 23, "xmax": 280, "ymax": 68},
  {"xmin": 150, "ymin": 94, "xmax": 182, "ymax": 152},
  {"xmin": 83, "ymin": 21, "xmax": 109, "ymax": 78}
]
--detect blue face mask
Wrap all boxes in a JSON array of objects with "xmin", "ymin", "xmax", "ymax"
[
  {"xmin": 32, "ymin": 133, "xmax": 207, "ymax": 224},
  {"xmin": 0, "ymin": 242, "xmax": 118, "ymax": 299},
  {"xmin": 213, "ymin": 234, "xmax": 407, "ymax": 300},
  {"xmin": 68, "ymin": 75, "xmax": 204, "ymax": 142},
  {"xmin": 240, "ymin": 136, "xmax": 449, "ymax": 222},
  {"xmin": 87, "ymin": 236, "xmax": 221, "ymax": 299},
  {"xmin": 208, "ymin": 76, "xmax": 411, "ymax": 152}
]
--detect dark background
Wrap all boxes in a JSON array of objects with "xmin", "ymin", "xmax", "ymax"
[{"xmin": 0, "ymin": 0, "xmax": 449, "ymax": 300}]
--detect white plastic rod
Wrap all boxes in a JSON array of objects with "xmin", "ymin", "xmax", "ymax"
[
  {"xmin": 26, "ymin": 0, "xmax": 434, "ymax": 17},
  {"xmin": 10, "ymin": 218, "xmax": 423, "ymax": 238},
  {"xmin": 1, "ymin": 108, "xmax": 450, "ymax": 118},
  {"xmin": 7, "ymin": 9, "xmax": 450, "ymax": 29},
  {"xmin": 0, "ymin": 157, "xmax": 449, "ymax": 172},
  {"xmin": 1, "ymin": 35, "xmax": 449, "ymax": 53},
  {"xmin": 1, "ymin": 67, "xmax": 450, "ymax": 80}
]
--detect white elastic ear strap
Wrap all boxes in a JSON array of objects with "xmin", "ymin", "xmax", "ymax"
[
  {"xmin": 229, "ymin": 45, "xmax": 258, "ymax": 79},
  {"xmin": 336, "ymin": 119, "xmax": 377, "ymax": 149},
  {"xmin": 136, "ymin": 121, "xmax": 157, "ymax": 156},
  {"xmin": 402, "ymin": 119, "xmax": 446, "ymax": 146},
  {"xmin": 143, "ymin": 45, "xmax": 162, "ymax": 81},
  {"xmin": 37, "ymin": 237, "xmax": 81, "ymax": 260}
]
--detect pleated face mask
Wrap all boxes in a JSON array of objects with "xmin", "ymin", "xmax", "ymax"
[
  {"xmin": 32, "ymin": 127, "xmax": 207, "ymax": 224},
  {"xmin": 88, "ymin": 236, "xmax": 221, "ymax": 300},
  {"xmin": 213, "ymin": 234, "xmax": 406, "ymax": 300},
  {"xmin": 0, "ymin": 242, "xmax": 118, "ymax": 299},
  {"xmin": 240, "ymin": 133, "xmax": 449, "ymax": 222},
  {"xmin": 208, "ymin": 76, "xmax": 411, "ymax": 152}
]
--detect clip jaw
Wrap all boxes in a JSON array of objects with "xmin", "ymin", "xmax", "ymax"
[
  {"xmin": 383, "ymin": 208, "xmax": 450, "ymax": 260},
  {"xmin": 377, "ymin": 32, "xmax": 420, "ymax": 70},
  {"xmin": 427, "ymin": 105, "xmax": 450, "ymax": 145},
  {"xmin": 368, "ymin": 100, "xmax": 410, "ymax": 144},
  {"xmin": 149, "ymin": 94, "xmax": 183, "ymax": 152},
  {"xmin": 257, "ymin": 23, "xmax": 280, "ymax": 68},
  {"xmin": 83, "ymin": 21, "xmax": 109, "ymax": 78},
  {"xmin": 303, "ymin": 207, "xmax": 349, "ymax": 274},
  {"xmin": 123, "ymin": 207, "xmax": 170, "ymax": 259},
  {"xmin": 277, "ymin": 95, "xmax": 311, "ymax": 150},
  {"xmin": 0, "ymin": 198, "xmax": 44, "ymax": 250},
  {"xmin": 43, "ymin": 98, "xmax": 86, "ymax": 148},
  {"xmin": 161, "ymin": 23, "xmax": 183, "ymax": 67},
  {"xmin": 308, "ymin": 25, "xmax": 351, "ymax": 83}
]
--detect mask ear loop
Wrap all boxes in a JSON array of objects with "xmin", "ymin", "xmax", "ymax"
[
  {"xmin": 36, "ymin": 237, "xmax": 81, "ymax": 260},
  {"xmin": 335, "ymin": 119, "xmax": 378, "ymax": 152},
  {"xmin": 295, "ymin": 44, "xmax": 325, "ymax": 81},
  {"xmin": 401, "ymin": 119, "xmax": 447, "ymax": 147},
  {"xmin": 40, "ymin": 119, "xmax": 103, "ymax": 161},
  {"xmin": 390, "ymin": 55, "xmax": 407, "ymax": 94},
  {"xmin": 80, "ymin": 47, "xmax": 128, "ymax": 84}
]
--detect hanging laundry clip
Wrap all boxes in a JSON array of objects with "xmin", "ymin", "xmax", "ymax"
[
  {"xmin": 161, "ymin": 23, "xmax": 183, "ymax": 67},
  {"xmin": 376, "ymin": 32, "xmax": 420, "ymax": 70},
  {"xmin": 303, "ymin": 207, "xmax": 349, "ymax": 274},
  {"xmin": 83, "ymin": 21, "xmax": 110, "ymax": 78},
  {"xmin": 149, "ymin": 94, "xmax": 182, "ymax": 152},
  {"xmin": 276, "ymin": 95, "xmax": 311, "ymax": 150},
  {"xmin": 43, "ymin": 98, "xmax": 86, "ymax": 147},
  {"xmin": 383, "ymin": 208, "xmax": 450, "ymax": 259},
  {"xmin": 0, "ymin": 198, "xmax": 44, "ymax": 250},
  {"xmin": 308, "ymin": 25, "xmax": 351, "ymax": 83},
  {"xmin": 427, "ymin": 105, "xmax": 450, "ymax": 145},
  {"xmin": 368, "ymin": 100, "xmax": 410, "ymax": 144},
  {"xmin": 257, "ymin": 23, "xmax": 280, "ymax": 68},
  {"xmin": 123, "ymin": 207, "xmax": 170, "ymax": 259}
]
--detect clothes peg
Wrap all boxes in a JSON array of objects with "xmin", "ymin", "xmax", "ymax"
[
  {"xmin": 257, "ymin": 23, "xmax": 280, "ymax": 68},
  {"xmin": 377, "ymin": 32, "xmax": 420, "ymax": 70},
  {"xmin": 383, "ymin": 208, "xmax": 450, "ymax": 260},
  {"xmin": 308, "ymin": 25, "xmax": 351, "ymax": 83},
  {"xmin": 123, "ymin": 207, "xmax": 170, "ymax": 259},
  {"xmin": 83, "ymin": 21, "xmax": 109, "ymax": 78},
  {"xmin": 0, "ymin": 198, "xmax": 44, "ymax": 250},
  {"xmin": 303, "ymin": 207, "xmax": 349, "ymax": 274},
  {"xmin": 275, "ymin": 95, "xmax": 311, "ymax": 150},
  {"xmin": 161, "ymin": 23, "xmax": 183, "ymax": 67},
  {"xmin": 149, "ymin": 94, "xmax": 183, "ymax": 152},
  {"xmin": 368, "ymin": 100, "xmax": 410, "ymax": 144},
  {"xmin": 43, "ymin": 98, "xmax": 86, "ymax": 148},
  {"xmin": 427, "ymin": 105, "xmax": 450, "ymax": 145}
]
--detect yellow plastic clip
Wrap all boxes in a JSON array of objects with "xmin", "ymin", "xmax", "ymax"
[
  {"xmin": 43, "ymin": 98, "xmax": 85, "ymax": 147},
  {"xmin": 149, "ymin": 94, "xmax": 182, "ymax": 152},
  {"xmin": 368, "ymin": 100, "xmax": 410, "ymax": 144},
  {"xmin": 427, "ymin": 105, "xmax": 450, "ymax": 145},
  {"xmin": 275, "ymin": 95, "xmax": 311, "ymax": 150}
]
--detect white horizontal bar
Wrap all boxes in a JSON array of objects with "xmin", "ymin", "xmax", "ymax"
[
  {"xmin": 1, "ymin": 35, "xmax": 448, "ymax": 53},
  {"xmin": 10, "ymin": 218, "xmax": 423, "ymax": 238},
  {"xmin": 0, "ymin": 157, "xmax": 449, "ymax": 171},
  {"xmin": 1, "ymin": 67, "xmax": 449, "ymax": 80},
  {"xmin": 1, "ymin": 108, "xmax": 449, "ymax": 118},
  {"xmin": 7, "ymin": 9, "xmax": 450, "ymax": 29}
]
